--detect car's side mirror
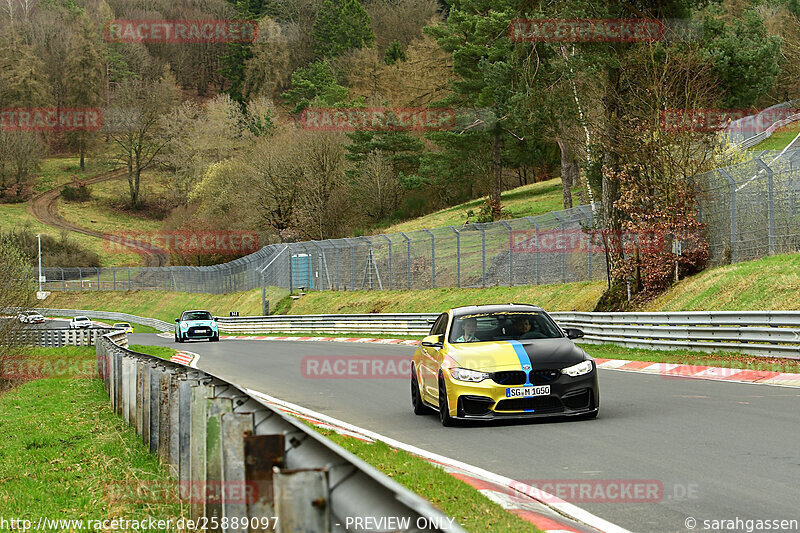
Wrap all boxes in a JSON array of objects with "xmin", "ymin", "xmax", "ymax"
[
  {"xmin": 565, "ymin": 328, "xmax": 584, "ymax": 339},
  {"xmin": 175, "ymin": 318, "xmax": 180, "ymax": 323},
  {"xmin": 421, "ymin": 334, "xmax": 443, "ymax": 348}
]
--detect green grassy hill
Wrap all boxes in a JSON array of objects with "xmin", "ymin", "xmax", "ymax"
[{"xmin": 376, "ymin": 178, "xmax": 576, "ymax": 234}]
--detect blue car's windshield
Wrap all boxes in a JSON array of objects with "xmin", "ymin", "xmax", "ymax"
[
  {"xmin": 449, "ymin": 312, "xmax": 563, "ymax": 343},
  {"xmin": 182, "ymin": 311, "xmax": 212, "ymax": 321}
]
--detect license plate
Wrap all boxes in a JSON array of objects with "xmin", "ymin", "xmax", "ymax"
[
  {"xmin": 196, "ymin": 328, "xmax": 209, "ymax": 333},
  {"xmin": 506, "ymin": 385, "xmax": 550, "ymax": 398}
]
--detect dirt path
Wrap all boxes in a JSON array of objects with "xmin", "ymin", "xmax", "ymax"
[{"xmin": 27, "ymin": 168, "xmax": 168, "ymax": 266}]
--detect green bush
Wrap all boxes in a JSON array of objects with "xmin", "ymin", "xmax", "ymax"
[{"xmin": 60, "ymin": 184, "xmax": 92, "ymax": 202}]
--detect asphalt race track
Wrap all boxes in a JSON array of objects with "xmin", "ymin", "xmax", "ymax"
[{"xmin": 121, "ymin": 334, "xmax": 800, "ymax": 533}]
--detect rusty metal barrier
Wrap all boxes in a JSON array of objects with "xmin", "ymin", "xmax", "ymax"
[{"xmin": 96, "ymin": 331, "xmax": 465, "ymax": 533}]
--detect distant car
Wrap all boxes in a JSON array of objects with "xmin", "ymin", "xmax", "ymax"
[
  {"xmin": 18, "ymin": 311, "xmax": 45, "ymax": 324},
  {"xmin": 411, "ymin": 304, "xmax": 599, "ymax": 426},
  {"xmin": 70, "ymin": 316, "xmax": 92, "ymax": 329},
  {"xmin": 113, "ymin": 322, "xmax": 134, "ymax": 334},
  {"xmin": 175, "ymin": 310, "xmax": 219, "ymax": 343}
]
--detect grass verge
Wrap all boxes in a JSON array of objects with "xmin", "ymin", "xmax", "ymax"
[
  {"xmin": 0, "ymin": 346, "xmax": 186, "ymax": 523},
  {"xmin": 376, "ymin": 178, "xmax": 573, "ymax": 234},
  {"xmin": 314, "ymin": 427, "xmax": 541, "ymax": 533},
  {"xmin": 41, "ymin": 287, "xmax": 289, "ymax": 323},
  {"xmin": 286, "ymin": 282, "xmax": 605, "ymax": 314},
  {"xmin": 129, "ymin": 344, "xmax": 177, "ymax": 360},
  {"xmin": 645, "ymin": 252, "xmax": 800, "ymax": 311}
]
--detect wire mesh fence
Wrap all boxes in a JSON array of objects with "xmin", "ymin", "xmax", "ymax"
[{"xmin": 41, "ymin": 149, "xmax": 800, "ymax": 294}]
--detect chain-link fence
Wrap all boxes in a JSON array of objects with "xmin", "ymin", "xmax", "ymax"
[
  {"xmin": 697, "ymin": 148, "xmax": 800, "ymax": 263},
  {"xmin": 42, "ymin": 148, "xmax": 800, "ymax": 294}
]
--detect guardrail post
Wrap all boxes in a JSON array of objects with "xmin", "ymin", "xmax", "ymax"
[
  {"xmin": 189, "ymin": 380, "xmax": 211, "ymax": 521},
  {"xmin": 149, "ymin": 365, "xmax": 161, "ymax": 454},
  {"xmin": 448, "ymin": 226, "xmax": 461, "ymax": 288},
  {"xmin": 399, "ymin": 232, "xmax": 411, "ymax": 289},
  {"xmin": 220, "ymin": 413, "xmax": 254, "ymax": 528},
  {"xmin": 136, "ymin": 360, "xmax": 145, "ymax": 436},
  {"xmin": 478, "ymin": 225, "xmax": 486, "ymax": 286},
  {"xmin": 121, "ymin": 356, "xmax": 132, "ymax": 424},
  {"xmin": 178, "ymin": 374, "xmax": 200, "ymax": 483},
  {"xmin": 244, "ymin": 433, "xmax": 285, "ymax": 521},
  {"xmin": 158, "ymin": 367, "xmax": 172, "ymax": 465},
  {"xmin": 754, "ymin": 158, "xmax": 775, "ymax": 255},
  {"xmin": 274, "ymin": 468, "xmax": 330, "ymax": 533},
  {"xmin": 206, "ymin": 395, "xmax": 234, "ymax": 526},
  {"xmin": 142, "ymin": 362, "xmax": 151, "ymax": 447}
]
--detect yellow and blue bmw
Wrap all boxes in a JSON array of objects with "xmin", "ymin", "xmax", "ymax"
[{"xmin": 411, "ymin": 304, "xmax": 599, "ymax": 426}]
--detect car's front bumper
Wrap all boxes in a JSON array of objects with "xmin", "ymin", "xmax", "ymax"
[
  {"xmin": 444, "ymin": 369, "xmax": 599, "ymax": 420},
  {"xmin": 181, "ymin": 326, "xmax": 217, "ymax": 339}
]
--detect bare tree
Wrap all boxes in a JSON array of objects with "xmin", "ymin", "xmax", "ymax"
[
  {"xmin": 107, "ymin": 71, "xmax": 179, "ymax": 208},
  {"xmin": 349, "ymin": 150, "xmax": 400, "ymax": 220}
]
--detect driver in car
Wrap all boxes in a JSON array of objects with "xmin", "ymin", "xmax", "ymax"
[
  {"xmin": 513, "ymin": 316, "xmax": 539, "ymax": 339},
  {"xmin": 455, "ymin": 317, "xmax": 479, "ymax": 342}
]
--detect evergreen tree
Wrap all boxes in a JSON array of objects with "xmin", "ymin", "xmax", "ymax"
[
  {"xmin": 312, "ymin": 0, "xmax": 375, "ymax": 59},
  {"xmin": 64, "ymin": 17, "xmax": 104, "ymax": 170}
]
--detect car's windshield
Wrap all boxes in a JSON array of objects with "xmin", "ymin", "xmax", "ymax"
[
  {"xmin": 182, "ymin": 311, "xmax": 212, "ymax": 321},
  {"xmin": 75, "ymin": 317, "xmax": 89, "ymax": 321},
  {"xmin": 449, "ymin": 312, "xmax": 563, "ymax": 343}
]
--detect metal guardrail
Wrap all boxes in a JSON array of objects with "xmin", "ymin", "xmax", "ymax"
[
  {"xmin": 215, "ymin": 313, "xmax": 439, "ymax": 336},
  {"xmin": 25, "ymin": 308, "xmax": 175, "ymax": 333},
  {"xmin": 96, "ymin": 331, "xmax": 466, "ymax": 533},
  {"xmin": 217, "ymin": 311, "xmax": 800, "ymax": 358},
  {"xmin": 550, "ymin": 311, "xmax": 800, "ymax": 358},
  {"xmin": 7, "ymin": 328, "xmax": 116, "ymax": 347}
]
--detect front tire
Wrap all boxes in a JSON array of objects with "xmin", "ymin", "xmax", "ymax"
[
  {"xmin": 438, "ymin": 375, "xmax": 456, "ymax": 427},
  {"xmin": 411, "ymin": 367, "xmax": 433, "ymax": 415},
  {"xmin": 210, "ymin": 334, "xmax": 219, "ymax": 342},
  {"xmin": 175, "ymin": 332, "xmax": 183, "ymax": 343}
]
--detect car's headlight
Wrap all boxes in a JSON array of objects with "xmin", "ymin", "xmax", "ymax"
[
  {"xmin": 180, "ymin": 322, "xmax": 189, "ymax": 329},
  {"xmin": 449, "ymin": 367, "xmax": 490, "ymax": 382},
  {"xmin": 562, "ymin": 360, "xmax": 594, "ymax": 377}
]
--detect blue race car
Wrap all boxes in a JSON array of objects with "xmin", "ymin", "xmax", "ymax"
[{"xmin": 175, "ymin": 310, "xmax": 219, "ymax": 342}]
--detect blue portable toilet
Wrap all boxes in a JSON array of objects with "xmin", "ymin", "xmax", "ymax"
[{"xmin": 291, "ymin": 254, "xmax": 313, "ymax": 289}]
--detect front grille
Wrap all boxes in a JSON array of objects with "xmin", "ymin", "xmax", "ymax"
[
  {"xmin": 529, "ymin": 369, "xmax": 561, "ymax": 384},
  {"xmin": 491, "ymin": 371, "xmax": 526, "ymax": 385},
  {"xmin": 458, "ymin": 395, "xmax": 495, "ymax": 416},
  {"xmin": 562, "ymin": 388, "xmax": 591, "ymax": 410},
  {"xmin": 188, "ymin": 326, "xmax": 212, "ymax": 336},
  {"xmin": 495, "ymin": 396, "xmax": 563, "ymax": 413}
]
